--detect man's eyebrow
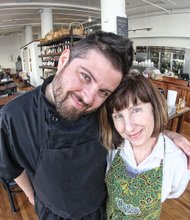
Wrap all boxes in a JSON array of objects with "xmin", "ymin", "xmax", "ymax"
[
  {"xmin": 100, "ymin": 88, "xmax": 112, "ymax": 95},
  {"xmin": 80, "ymin": 66, "xmax": 113, "ymax": 94},
  {"xmin": 80, "ymin": 66, "xmax": 97, "ymax": 82}
]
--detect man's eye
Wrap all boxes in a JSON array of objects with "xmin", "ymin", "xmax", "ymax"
[{"xmin": 81, "ymin": 73, "xmax": 91, "ymax": 81}]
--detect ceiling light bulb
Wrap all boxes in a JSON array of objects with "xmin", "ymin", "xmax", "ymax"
[{"xmin": 88, "ymin": 16, "xmax": 92, "ymax": 23}]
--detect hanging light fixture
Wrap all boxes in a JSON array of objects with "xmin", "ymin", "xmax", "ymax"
[
  {"xmin": 88, "ymin": 0, "xmax": 92, "ymax": 23},
  {"xmin": 88, "ymin": 16, "xmax": 92, "ymax": 23}
]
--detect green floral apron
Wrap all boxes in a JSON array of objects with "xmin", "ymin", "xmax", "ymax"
[{"xmin": 105, "ymin": 145, "xmax": 164, "ymax": 220}]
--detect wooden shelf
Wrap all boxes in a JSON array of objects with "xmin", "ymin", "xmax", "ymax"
[
  {"xmin": 38, "ymin": 35, "xmax": 84, "ymax": 47},
  {"xmin": 38, "ymin": 52, "xmax": 62, "ymax": 58},
  {"xmin": 38, "ymin": 35, "xmax": 84, "ymax": 80},
  {"xmin": 39, "ymin": 66, "xmax": 57, "ymax": 70}
]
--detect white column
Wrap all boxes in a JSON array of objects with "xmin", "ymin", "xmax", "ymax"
[
  {"xmin": 41, "ymin": 8, "xmax": 53, "ymax": 38},
  {"xmin": 101, "ymin": 0, "xmax": 126, "ymax": 33},
  {"xmin": 25, "ymin": 25, "xmax": 33, "ymax": 44},
  {"xmin": 20, "ymin": 28, "xmax": 26, "ymax": 46}
]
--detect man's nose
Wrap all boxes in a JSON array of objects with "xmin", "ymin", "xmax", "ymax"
[{"xmin": 82, "ymin": 87, "xmax": 97, "ymax": 105}]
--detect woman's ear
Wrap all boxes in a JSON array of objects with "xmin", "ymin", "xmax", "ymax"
[{"xmin": 57, "ymin": 49, "xmax": 70, "ymax": 71}]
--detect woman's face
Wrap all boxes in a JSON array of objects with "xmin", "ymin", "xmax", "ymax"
[{"xmin": 112, "ymin": 98, "xmax": 155, "ymax": 148}]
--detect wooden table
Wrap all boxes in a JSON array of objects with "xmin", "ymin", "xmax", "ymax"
[
  {"xmin": 167, "ymin": 107, "xmax": 190, "ymax": 133},
  {"xmin": 0, "ymin": 79, "xmax": 14, "ymax": 86},
  {"xmin": 0, "ymin": 94, "xmax": 20, "ymax": 106},
  {"xmin": 0, "ymin": 83, "xmax": 17, "ymax": 95}
]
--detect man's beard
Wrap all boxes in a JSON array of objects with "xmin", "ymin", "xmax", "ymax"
[
  {"xmin": 52, "ymin": 69, "xmax": 90, "ymax": 120},
  {"xmin": 54, "ymin": 91, "xmax": 88, "ymax": 121}
]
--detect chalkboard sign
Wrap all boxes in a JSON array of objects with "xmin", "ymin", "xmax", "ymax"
[{"xmin": 117, "ymin": 16, "xmax": 128, "ymax": 38}]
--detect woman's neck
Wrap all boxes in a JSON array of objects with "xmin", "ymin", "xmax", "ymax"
[{"xmin": 132, "ymin": 137, "xmax": 158, "ymax": 165}]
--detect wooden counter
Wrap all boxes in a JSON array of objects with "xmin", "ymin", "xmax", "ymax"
[
  {"xmin": 168, "ymin": 107, "xmax": 190, "ymax": 133},
  {"xmin": 150, "ymin": 76, "xmax": 190, "ymax": 123}
]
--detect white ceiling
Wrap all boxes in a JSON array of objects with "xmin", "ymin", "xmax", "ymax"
[{"xmin": 0, "ymin": 0, "xmax": 190, "ymax": 38}]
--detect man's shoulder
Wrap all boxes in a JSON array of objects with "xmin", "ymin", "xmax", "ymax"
[
  {"xmin": 0, "ymin": 86, "xmax": 42, "ymax": 121},
  {"xmin": 4, "ymin": 86, "xmax": 41, "ymax": 109}
]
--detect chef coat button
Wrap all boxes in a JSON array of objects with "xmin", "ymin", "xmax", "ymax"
[{"xmin": 51, "ymin": 115, "xmax": 59, "ymax": 122}]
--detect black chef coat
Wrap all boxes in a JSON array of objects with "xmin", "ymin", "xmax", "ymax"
[{"xmin": 0, "ymin": 76, "xmax": 107, "ymax": 218}]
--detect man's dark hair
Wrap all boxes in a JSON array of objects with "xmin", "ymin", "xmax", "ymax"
[{"xmin": 67, "ymin": 31, "xmax": 134, "ymax": 79}]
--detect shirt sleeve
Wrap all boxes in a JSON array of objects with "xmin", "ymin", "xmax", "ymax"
[
  {"xmin": 0, "ymin": 107, "xmax": 24, "ymax": 180},
  {"xmin": 168, "ymin": 153, "xmax": 190, "ymax": 198},
  {"xmin": 162, "ymin": 148, "xmax": 190, "ymax": 202}
]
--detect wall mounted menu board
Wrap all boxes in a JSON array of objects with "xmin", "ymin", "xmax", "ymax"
[{"xmin": 117, "ymin": 16, "xmax": 128, "ymax": 38}]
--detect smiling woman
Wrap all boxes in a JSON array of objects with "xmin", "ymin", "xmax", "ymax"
[{"xmin": 100, "ymin": 73, "xmax": 190, "ymax": 219}]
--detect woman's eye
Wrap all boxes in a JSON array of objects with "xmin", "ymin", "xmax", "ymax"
[
  {"xmin": 81, "ymin": 73, "xmax": 91, "ymax": 82},
  {"xmin": 113, "ymin": 113, "xmax": 123, "ymax": 120},
  {"xmin": 132, "ymin": 107, "xmax": 142, "ymax": 113}
]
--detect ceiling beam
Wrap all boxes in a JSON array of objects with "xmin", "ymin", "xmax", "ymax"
[{"xmin": 141, "ymin": 0, "xmax": 171, "ymax": 13}]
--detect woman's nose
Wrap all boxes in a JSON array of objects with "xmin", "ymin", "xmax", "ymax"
[{"xmin": 124, "ymin": 116, "xmax": 135, "ymax": 132}]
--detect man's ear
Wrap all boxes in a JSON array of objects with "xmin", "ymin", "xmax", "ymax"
[{"xmin": 57, "ymin": 49, "xmax": 70, "ymax": 72}]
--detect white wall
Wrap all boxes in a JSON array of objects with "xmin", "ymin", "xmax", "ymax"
[
  {"xmin": 0, "ymin": 35, "xmax": 22, "ymax": 73},
  {"xmin": 128, "ymin": 13, "xmax": 190, "ymax": 50}
]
